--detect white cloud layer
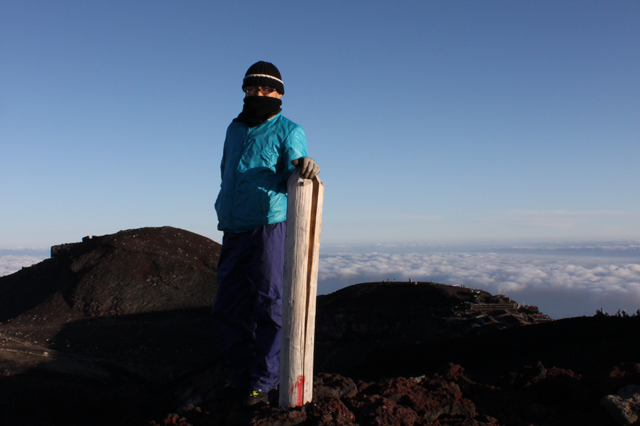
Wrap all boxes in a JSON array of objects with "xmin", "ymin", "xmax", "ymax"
[
  {"xmin": 3, "ymin": 249, "xmax": 640, "ymax": 320},
  {"xmin": 318, "ymin": 251, "xmax": 640, "ymax": 319},
  {"xmin": 0, "ymin": 255, "xmax": 47, "ymax": 277}
]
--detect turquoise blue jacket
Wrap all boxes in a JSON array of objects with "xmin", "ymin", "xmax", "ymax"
[{"xmin": 215, "ymin": 112, "xmax": 308, "ymax": 233}]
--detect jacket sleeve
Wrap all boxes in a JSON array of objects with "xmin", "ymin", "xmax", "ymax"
[
  {"xmin": 220, "ymin": 127, "xmax": 231, "ymax": 181},
  {"xmin": 220, "ymin": 147, "xmax": 226, "ymax": 182},
  {"xmin": 283, "ymin": 126, "xmax": 308, "ymax": 180}
]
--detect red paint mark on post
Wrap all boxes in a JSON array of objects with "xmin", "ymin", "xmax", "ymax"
[{"xmin": 289, "ymin": 375, "xmax": 305, "ymax": 406}]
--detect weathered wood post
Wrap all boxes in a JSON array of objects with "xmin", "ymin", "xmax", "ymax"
[{"xmin": 280, "ymin": 171, "xmax": 324, "ymax": 407}]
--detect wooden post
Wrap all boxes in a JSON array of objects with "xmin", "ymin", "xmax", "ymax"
[{"xmin": 280, "ymin": 171, "xmax": 324, "ymax": 407}]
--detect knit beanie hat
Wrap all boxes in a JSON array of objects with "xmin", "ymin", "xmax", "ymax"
[{"xmin": 242, "ymin": 61, "xmax": 285, "ymax": 95}]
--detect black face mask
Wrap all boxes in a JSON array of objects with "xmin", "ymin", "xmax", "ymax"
[{"xmin": 233, "ymin": 96, "xmax": 282, "ymax": 127}]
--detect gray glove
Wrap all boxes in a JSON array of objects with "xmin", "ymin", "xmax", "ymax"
[{"xmin": 291, "ymin": 157, "xmax": 320, "ymax": 179}]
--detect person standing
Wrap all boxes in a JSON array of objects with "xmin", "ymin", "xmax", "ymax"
[{"xmin": 211, "ymin": 61, "xmax": 319, "ymax": 406}]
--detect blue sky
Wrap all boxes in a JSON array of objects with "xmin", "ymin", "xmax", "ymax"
[{"xmin": 2, "ymin": 1, "xmax": 639, "ymax": 250}]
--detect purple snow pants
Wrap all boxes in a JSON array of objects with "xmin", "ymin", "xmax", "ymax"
[{"xmin": 211, "ymin": 222, "xmax": 286, "ymax": 392}]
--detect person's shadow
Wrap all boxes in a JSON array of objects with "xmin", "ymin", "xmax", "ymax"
[{"xmin": 0, "ymin": 307, "xmax": 225, "ymax": 426}]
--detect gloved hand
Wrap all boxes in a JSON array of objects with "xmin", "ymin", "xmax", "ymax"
[{"xmin": 291, "ymin": 157, "xmax": 320, "ymax": 179}]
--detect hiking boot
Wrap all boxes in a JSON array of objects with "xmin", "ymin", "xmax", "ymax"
[
  {"xmin": 243, "ymin": 390, "xmax": 268, "ymax": 407},
  {"xmin": 267, "ymin": 388, "xmax": 279, "ymax": 406},
  {"xmin": 209, "ymin": 383, "xmax": 245, "ymax": 403}
]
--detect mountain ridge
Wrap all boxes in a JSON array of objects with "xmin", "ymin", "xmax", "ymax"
[{"xmin": 0, "ymin": 227, "xmax": 637, "ymax": 425}]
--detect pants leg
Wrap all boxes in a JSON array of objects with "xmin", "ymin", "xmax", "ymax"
[
  {"xmin": 246, "ymin": 222, "xmax": 285, "ymax": 392},
  {"xmin": 211, "ymin": 231, "xmax": 255, "ymax": 390},
  {"xmin": 211, "ymin": 222, "xmax": 286, "ymax": 392}
]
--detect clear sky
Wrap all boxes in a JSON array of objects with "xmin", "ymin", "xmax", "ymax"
[{"xmin": 2, "ymin": 1, "xmax": 639, "ymax": 250}]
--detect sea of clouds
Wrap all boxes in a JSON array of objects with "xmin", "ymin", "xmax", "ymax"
[
  {"xmin": 2, "ymin": 243, "xmax": 639, "ymax": 319},
  {"xmin": 0, "ymin": 254, "xmax": 48, "ymax": 277},
  {"xmin": 317, "ymin": 243, "xmax": 640, "ymax": 319}
]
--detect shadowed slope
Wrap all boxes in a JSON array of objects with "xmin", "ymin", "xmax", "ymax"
[
  {"xmin": 0, "ymin": 227, "xmax": 222, "ymax": 425},
  {"xmin": 0, "ymin": 226, "xmax": 220, "ymax": 327}
]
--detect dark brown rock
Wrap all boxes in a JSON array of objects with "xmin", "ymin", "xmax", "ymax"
[
  {"xmin": 601, "ymin": 385, "xmax": 640, "ymax": 425},
  {"xmin": 348, "ymin": 394, "xmax": 418, "ymax": 426},
  {"xmin": 313, "ymin": 282, "xmax": 550, "ymax": 377},
  {"xmin": 509, "ymin": 361, "xmax": 548, "ymax": 388},
  {"xmin": 0, "ymin": 227, "xmax": 223, "ymax": 426},
  {"xmin": 313, "ymin": 373, "xmax": 358, "ymax": 402},
  {"xmin": 306, "ymin": 397, "xmax": 356, "ymax": 425},
  {"xmin": 50, "ymin": 226, "xmax": 219, "ymax": 317},
  {"xmin": 3, "ymin": 228, "xmax": 640, "ymax": 426},
  {"xmin": 245, "ymin": 406, "xmax": 307, "ymax": 426},
  {"xmin": 0, "ymin": 227, "xmax": 220, "ymax": 327}
]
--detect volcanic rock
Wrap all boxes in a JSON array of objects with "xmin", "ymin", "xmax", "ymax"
[
  {"xmin": 2, "ymin": 227, "xmax": 640, "ymax": 426},
  {"xmin": 601, "ymin": 385, "xmax": 640, "ymax": 425},
  {"xmin": 313, "ymin": 282, "xmax": 549, "ymax": 376},
  {"xmin": 0, "ymin": 227, "xmax": 222, "ymax": 425},
  {"xmin": 155, "ymin": 367, "xmax": 500, "ymax": 426}
]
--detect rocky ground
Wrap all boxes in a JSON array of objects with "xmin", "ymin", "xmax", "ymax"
[
  {"xmin": 1, "ymin": 227, "xmax": 639, "ymax": 426},
  {"xmin": 152, "ymin": 361, "xmax": 640, "ymax": 426},
  {"xmin": 149, "ymin": 313, "xmax": 640, "ymax": 426}
]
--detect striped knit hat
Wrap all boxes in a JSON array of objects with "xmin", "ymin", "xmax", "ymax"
[{"xmin": 242, "ymin": 61, "xmax": 284, "ymax": 95}]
